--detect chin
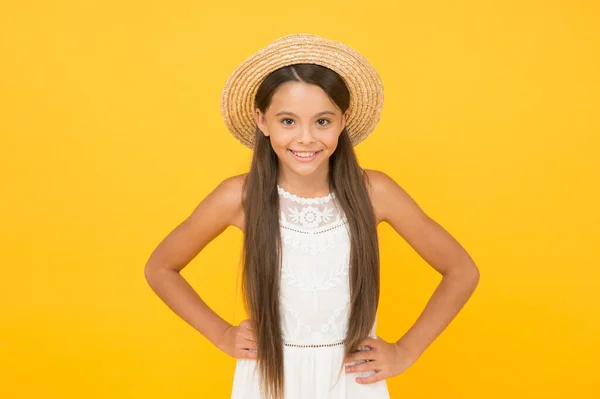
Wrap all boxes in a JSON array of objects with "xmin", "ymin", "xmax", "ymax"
[
  {"xmin": 281, "ymin": 159, "xmax": 327, "ymax": 176},
  {"xmin": 282, "ymin": 163, "xmax": 318, "ymax": 175}
]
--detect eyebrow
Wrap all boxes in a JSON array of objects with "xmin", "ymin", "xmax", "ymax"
[{"xmin": 274, "ymin": 111, "xmax": 336, "ymax": 117}]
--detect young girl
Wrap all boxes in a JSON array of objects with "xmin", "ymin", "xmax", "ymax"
[{"xmin": 145, "ymin": 33, "xmax": 480, "ymax": 399}]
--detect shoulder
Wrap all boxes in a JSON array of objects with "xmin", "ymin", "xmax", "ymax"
[
  {"xmin": 191, "ymin": 173, "xmax": 246, "ymax": 232},
  {"xmin": 362, "ymin": 168, "xmax": 427, "ymax": 225},
  {"xmin": 212, "ymin": 173, "xmax": 247, "ymax": 230},
  {"xmin": 361, "ymin": 169, "xmax": 392, "ymax": 224},
  {"xmin": 362, "ymin": 168, "xmax": 397, "ymax": 196},
  {"xmin": 214, "ymin": 173, "xmax": 247, "ymax": 201}
]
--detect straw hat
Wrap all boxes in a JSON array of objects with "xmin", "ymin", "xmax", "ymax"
[{"xmin": 220, "ymin": 33, "xmax": 384, "ymax": 149}]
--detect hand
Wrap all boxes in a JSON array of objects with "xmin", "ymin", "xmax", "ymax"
[
  {"xmin": 343, "ymin": 336, "xmax": 418, "ymax": 384},
  {"xmin": 216, "ymin": 319, "xmax": 258, "ymax": 360}
]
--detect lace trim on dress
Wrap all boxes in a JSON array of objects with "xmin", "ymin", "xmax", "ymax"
[
  {"xmin": 277, "ymin": 185, "xmax": 335, "ymax": 204},
  {"xmin": 283, "ymin": 340, "xmax": 345, "ymax": 348},
  {"xmin": 280, "ymin": 218, "xmax": 348, "ymax": 235}
]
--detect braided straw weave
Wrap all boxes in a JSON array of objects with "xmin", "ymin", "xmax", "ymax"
[{"xmin": 220, "ymin": 33, "xmax": 384, "ymax": 149}]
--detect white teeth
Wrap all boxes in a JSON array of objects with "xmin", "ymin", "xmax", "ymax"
[{"xmin": 291, "ymin": 151, "xmax": 318, "ymax": 158}]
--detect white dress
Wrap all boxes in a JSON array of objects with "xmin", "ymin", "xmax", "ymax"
[{"xmin": 230, "ymin": 185, "xmax": 390, "ymax": 399}]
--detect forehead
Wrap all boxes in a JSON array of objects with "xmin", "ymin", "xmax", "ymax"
[{"xmin": 268, "ymin": 81, "xmax": 339, "ymax": 114}]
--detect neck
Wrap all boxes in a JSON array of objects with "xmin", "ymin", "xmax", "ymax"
[{"xmin": 277, "ymin": 164, "xmax": 330, "ymax": 198}]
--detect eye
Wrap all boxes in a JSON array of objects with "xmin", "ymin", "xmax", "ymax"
[
  {"xmin": 281, "ymin": 118, "xmax": 294, "ymax": 125},
  {"xmin": 317, "ymin": 119, "xmax": 331, "ymax": 126}
]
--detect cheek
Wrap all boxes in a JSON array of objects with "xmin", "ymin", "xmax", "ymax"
[
  {"xmin": 322, "ymin": 134, "xmax": 340, "ymax": 150},
  {"xmin": 269, "ymin": 132, "xmax": 292, "ymax": 148},
  {"xmin": 271, "ymin": 128, "xmax": 294, "ymax": 147},
  {"xmin": 269, "ymin": 136, "xmax": 288, "ymax": 150}
]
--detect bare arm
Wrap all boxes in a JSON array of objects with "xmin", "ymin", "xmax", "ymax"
[
  {"xmin": 144, "ymin": 174, "xmax": 246, "ymax": 350},
  {"xmin": 366, "ymin": 169, "xmax": 480, "ymax": 360}
]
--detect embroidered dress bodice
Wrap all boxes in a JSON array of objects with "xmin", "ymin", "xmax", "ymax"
[
  {"xmin": 230, "ymin": 184, "xmax": 389, "ymax": 399},
  {"xmin": 277, "ymin": 184, "xmax": 377, "ymax": 345}
]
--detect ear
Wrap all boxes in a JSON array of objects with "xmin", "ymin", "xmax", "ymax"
[
  {"xmin": 341, "ymin": 111, "xmax": 349, "ymax": 131},
  {"xmin": 255, "ymin": 108, "xmax": 269, "ymax": 137}
]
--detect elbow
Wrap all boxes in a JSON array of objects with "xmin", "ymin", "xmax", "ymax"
[
  {"xmin": 470, "ymin": 265, "xmax": 480, "ymax": 286},
  {"xmin": 144, "ymin": 250, "xmax": 180, "ymax": 280},
  {"xmin": 464, "ymin": 262, "xmax": 480, "ymax": 289},
  {"xmin": 144, "ymin": 261, "xmax": 175, "ymax": 286},
  {"xmin": 144, "ymin": 263, "xmax": 158, "ymax": 286},
  {"xmin": 448, "ymin": 260, "xmax": 480, "ymax": 286}
]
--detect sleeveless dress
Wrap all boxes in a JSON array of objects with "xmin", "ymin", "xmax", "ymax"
[{"xmin": 230, "ymin": 185, "xmax": 390, "ymax": 399}]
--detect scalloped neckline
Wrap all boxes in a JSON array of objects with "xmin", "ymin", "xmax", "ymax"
[{"xmin": 277, "ymin": 184, "xmax": 335, "ymax": 203}]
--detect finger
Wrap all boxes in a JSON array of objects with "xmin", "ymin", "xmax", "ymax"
[
  {"xmin": 242, "ymin": 349, "xmax": 258, "ymax": 359},
  {"xmin": 346, "ymin": 360, "xmax": 379, "ymax": 374},
  {"xmin": 355, "ymin": 370, "xmax": 386, "ymax": 384},
  {"xmin": 242, "ymin": 340, "xmax": 257, "ymax": 351},
  {"xmin": 359, "ymin": 337, "xmax": 378, "ymax": 347},
  {"xmin": 345, "ymin": 351, "xmax": 377, "ymax": 364},
  {"xmin": 243, "ymin": 335, "xmax": 257, "ymax": 343}
]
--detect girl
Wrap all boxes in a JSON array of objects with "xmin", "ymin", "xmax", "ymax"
[{"xmin": 145, "ymin": 34, "xmax": 480, "ymax": 399}]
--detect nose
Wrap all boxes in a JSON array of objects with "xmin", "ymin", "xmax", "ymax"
[{"xmin": 297, "ymin": 124, "xmax": 316, "ymax": 144}]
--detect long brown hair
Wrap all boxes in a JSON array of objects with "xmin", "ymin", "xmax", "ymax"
[{"xmin": 241, "ymin": 63, "xmax": 380, "ymax": 399}]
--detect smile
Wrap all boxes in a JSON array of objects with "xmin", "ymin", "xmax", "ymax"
[{"xmin": 288, "ymin": 149, "xmax": 322, "ymax": 162}]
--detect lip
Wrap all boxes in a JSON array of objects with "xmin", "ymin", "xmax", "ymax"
[{"xmin": 288, "ymin": 149, "xmax": 322, "ymax": 162}]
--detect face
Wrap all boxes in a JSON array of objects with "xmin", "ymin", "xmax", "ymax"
[{"xmin": 256, "ymin": 81, "xmax": 348, "ymax": 178}]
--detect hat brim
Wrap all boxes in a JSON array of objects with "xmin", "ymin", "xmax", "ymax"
[{"xmin": 220, "ymin": 33, "xmax": 384, "ymax": 149}]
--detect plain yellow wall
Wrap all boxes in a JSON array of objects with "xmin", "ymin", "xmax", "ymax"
[{"xmin": 1, "ymin": 1, "xmax": 598, "ymax": 398}]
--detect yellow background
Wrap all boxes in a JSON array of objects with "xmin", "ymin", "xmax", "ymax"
[{"xmin": 1, "ymin": 1, "xmax": 598, "ymax": 398}]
